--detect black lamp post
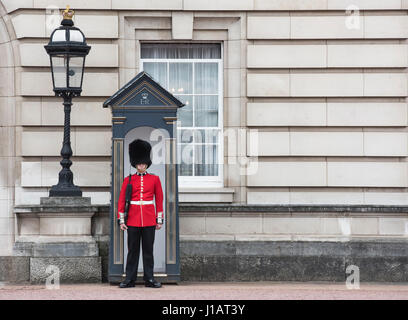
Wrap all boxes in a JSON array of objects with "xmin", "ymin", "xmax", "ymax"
[{"xmin": 44, "ymin": 6, "xmax": 91, "ymax": 197}]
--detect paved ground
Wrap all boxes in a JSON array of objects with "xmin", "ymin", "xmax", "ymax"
[{"xmin": 0, "ymin": 282, "xmax": 407, "ymax": 300}]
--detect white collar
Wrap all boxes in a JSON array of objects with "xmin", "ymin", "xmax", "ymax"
[{"xmin": 135, "ymin": 171, "xmax": 147, "ymax": 176}]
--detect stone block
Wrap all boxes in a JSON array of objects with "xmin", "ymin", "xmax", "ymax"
[
  {"xmin": 327, "ymin": 103, "xmax": 407, "ymax": 127},
  {"xmin": 291, "ymin": 16, "xmax": 364, "ymax": 39},
  {"xmin": 291, "ymin": 73, "xmax": 364, "ymax": 97},
  {"xmin": 327, "ymin": 162, "xmax": 407, "ymax": 187},
  {"xmin": 247, "ymin": 16, "xmax": 290, "ymax": 39},
  {"xmin": 364, "ymin": 73, "xmax": 407, "ymax": 97},
  {"xmin": 351, "ymin": 218, "xmax": 378, "ymax": 235},
  {"xmin": 0, "ymin": 43, "xmax": 14, "ymax": 67},
  {"xmin": 247, "ymin": 190, "xmax": 290, "ymax": 205},
  {"xmin": 363, "ymin": 132, "xmax": 407, "ymax": 157},
  {"xmin": 364, "ymin": 192, "xmax": 408, "ymax": 205},
  {"xmin": 31, "ymin": 241, "xmax": 99, "ymax": 257},
  {"xmin": 20, "ymin": 100, "xmax": 41, "ymax": 125},
  {"xmin": 75, "ymin": 130, "xmax": 112, "ymax": 156},
  {"xmin": 227, "ymin": 69, "xmax": 242, "ymax": 98},
  {"xmin": 1, "ymin": 0, "xmax": 33, "ymax": 13},
  {"xmin": 112, "ymin": 0, "xmax": 182, "ymax": 9},
  {"xmin": 247, "ymin": 44, "xmax": 326, "ymax": 68},
  {"xmin": 205, "ymin": 216, "xmax": 263, "ymax": 234},
  {"xmin": 40, "ymin": 99, "xmax": 111, "ymax": 126},
  {"xmin": 21, "ymin": 72, "xmax": 119, "ymax": 97},
  {"xmin": 290, "ymin": 131, "xmax": 363, "ymax": 156},
  {"xmin": 172, "ymin": 12, "xmax": 193, "ymax": 40},
  {"xmin": 19, "ymin": 217, "xmax": 40, "ymax": 236},
  {"xmin": 69, "ymin": 15, "xmax": 118, "ymax": 39},
  {"xmin": 33, "ymin": 0, "xmax": 111, "ymax": 9},
  {"xmin": 21, "ymin": 162, "xmax": 42, "ymax": 187},
  {"xmin": 30, "ymin": 257, "xmax": 101, "ymax": 283},
  {"xmin": 21, "ymin": 130, "xmax": 72, "ymax": 156},
  {"xmin": 0, "ymin": 67, "xmax": 14, "ymax": 97},
  {"xmin": 248, "ymin": 131, "xmax": 289, "ymax": 156},
  {"xmin": 328, "ymin": 0, "xmax": 402, "ymax": 9},
  {"xmin": 0, "ymin": 127, "xmax": 14, "ymax": 157},
  {"xmin": 290, "ymin": 190, "xmax": 364, "ymax": 205},
  {"xmin": 346, "ymin": 256, "xmax": 408, "ymax": 282},
  {"xmin": 82, "ymin": 72, "xmax": 119, "ymax": 97},
  {"xmin": 180, "ymin": 216, "xmax": 206, "ymax": 235},
  {"xmin": 247, "ymin": 161, "xmax": 327, "ymax": 186},
  {"xmin": 21, "ymin": 161, "xmax": 111, "ymax": 187},
  {"xmin": 379, "ymin": 218, "xmax": 407, "ymax": 235},
  {"xmin": 364, "ymin": 16, "xmax": 408, "ymax": 38},
  {"xmin": 20, "ymin": 43, "xmax": 119, "ymax": 68},
  {"xmin": 184, "ymin": 0, "xmax": 253, "ymax": 10},
  {"xmin": 247, "ymin": 102, "xmax": 327, "ymax": 127},
  {"xmin": 254, "ymin": 0, "xmax": 327, "ymax": 10},
  {"xmin": 12, "ymin": 13, "xmax": 45, "ymax": 38},
  {"xmin": 39, "ymin": 216, "xmax": 92, "ymax": 236},
  {"xmin": 247, "ymin": 73, "xmax": 290, "ymax": 97},
  {"xmin": 0, "ymin": 256, "xmax": 30, "ymax": 283},
  {"xmin": 328, "ymin": 44, "xmax": 407, "ymax": 68},
  {"xmin": 263, "ymin": 217, "xmax": 322, "ymax": 234}
]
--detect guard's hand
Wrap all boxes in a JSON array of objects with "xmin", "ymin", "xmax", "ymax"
[
  {"xmin": 120, "ymin": 223, "xmax": 128, "ymax": 231},
  {"xmin": 156, "ymin": 224, "xmax": 162, "ymax": 230}
]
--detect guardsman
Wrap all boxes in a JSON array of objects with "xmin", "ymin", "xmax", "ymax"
[{"xmin": 117, "ymin": 139, "xmax": 164, "ymax": 288}]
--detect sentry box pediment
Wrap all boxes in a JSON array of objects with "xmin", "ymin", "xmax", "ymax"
[
  {"xmin": 104, "ymin": 71, "xmax": 184, "ymax": 283},
  {"xmin": 103, "ymin": 71, "xmax": 184, "ymax": 109}
]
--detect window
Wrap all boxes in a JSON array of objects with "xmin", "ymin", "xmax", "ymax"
[{"xmin": 140, "ymin": 43, "xmax": 223, "ymax": 187}]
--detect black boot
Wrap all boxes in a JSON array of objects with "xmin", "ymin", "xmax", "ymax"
[
  {"xmin": 144, "ymin": 279, "xmax": 162, "ymax": 288},
  {"xmin": 119, "ymin": 279, "xmax": 136, "ymax": 288}
]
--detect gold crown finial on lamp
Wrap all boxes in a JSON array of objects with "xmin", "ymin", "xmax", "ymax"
[{"xmin": 62, "ymin": 5, "xmax": 74, "ymax": 20}]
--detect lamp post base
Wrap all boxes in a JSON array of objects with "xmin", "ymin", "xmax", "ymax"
[{"xmin": 49, "ymin": 185, "xmax": 82, "ymax": 197}]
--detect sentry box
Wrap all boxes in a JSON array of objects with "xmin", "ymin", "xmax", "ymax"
[{"xmin": 103, "ymin": 71, "xmax": 185, "ymax": 283}]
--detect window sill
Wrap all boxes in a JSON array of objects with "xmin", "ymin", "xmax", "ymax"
[{"xmin": 179, "ymin": 187, "xmax": 235, "ymax": 203}]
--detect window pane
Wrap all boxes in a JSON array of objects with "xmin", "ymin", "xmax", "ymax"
[
  {"xmin": 178, "ymin": 129, "xmax": 194, "ymax": 143},
  {"xmin": 51, "ymin": 55, "xmax": 67, "ymax": 88},
  {"xmin": 179, "ymin": 143, "xmax": 193, "ymax": 176},
  {"xmin": 194, "ymin": 129, "xmax": 219, "ymax": 144},
  {"xmin": 175, "ymin": 95, "xmax": 193, "ymax": 127},
  {"xmin": 141, "ymin": 43, "xmax": 221, "ymax": 59},
  {"xmin": 143, "ymin": 62, "xmax": 167, "ymax": 88},
  {"xmin": 169, "ymin": 63, "xmax": 192, "ymax": 94},
  {"xmin": 194, "ymin": 63, "xmax": 218, "ymax": 94},
  {"xmin": 68, "ymin": 56, "xmax": 84, "ymax": 88},
  {"xmin": 194, "ymin": 144, "xmax": 218, "ymax": 176},
  {"xmin": 195, "ymin": 95, "xmax": 218, "ymax": 127}
]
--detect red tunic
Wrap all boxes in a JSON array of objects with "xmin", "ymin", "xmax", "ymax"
[{"xmin": 117, "ymin": 172, "xmax": 164, "ymax": 227}]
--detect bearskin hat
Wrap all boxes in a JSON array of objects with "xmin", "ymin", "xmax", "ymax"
[{"xmin": 129, "ymin": 139, "xmax": 152, "ymax": 169}]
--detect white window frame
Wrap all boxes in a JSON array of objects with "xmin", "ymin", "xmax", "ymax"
[{"xmin": 139, "ymin": 43, "xmax": 224, "ymax": 188}]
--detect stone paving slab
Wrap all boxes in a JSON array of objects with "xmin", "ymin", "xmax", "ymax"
[{"xmin": 0, "ymin": 282, "xmax": 407, "ymax": 300}]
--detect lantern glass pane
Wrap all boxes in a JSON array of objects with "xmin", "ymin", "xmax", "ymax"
[
  {"xmin": 51, "ymin": 55, "xmax": 68, "ymax": 89},
  {"xmin": 69, "ymin": 30, "xmax": 84, "ymax": 42},
  {"xmin": 51, "ymin": 29, "xmax": 66, "ymax": 42},
  {"xmin": 68, "ymin": 56, "xmax": 84, "ymax": 88}
]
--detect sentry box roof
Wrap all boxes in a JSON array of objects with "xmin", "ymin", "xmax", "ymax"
[{"xmin": 103, "ymin": 71, "xmax": 185, "ymax": 108}]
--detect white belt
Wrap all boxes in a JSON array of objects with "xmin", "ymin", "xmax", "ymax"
[{"xmin": 130, "ymin": 200, "xmax": 154, "ymax": 205}]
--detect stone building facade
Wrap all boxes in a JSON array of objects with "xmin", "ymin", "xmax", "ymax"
[{"xmin": 0, "ymin": 0, "xmax": 407, "ymax": 282}]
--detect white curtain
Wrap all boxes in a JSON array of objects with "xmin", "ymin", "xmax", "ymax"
[{"xmin": 141, "ymin": 43, "xmax": 221, "ymax": 59}]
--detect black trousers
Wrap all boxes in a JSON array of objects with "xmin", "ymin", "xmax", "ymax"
[{"xmin": 125, "ymin": 226, "xmax": 156, "ymax": 282}]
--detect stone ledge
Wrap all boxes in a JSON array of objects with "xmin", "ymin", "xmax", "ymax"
[
  {"xmin": 179, "ymin": 188, "xmax": 235, "ymax": 203},
  {"xmin": 179, "ymin": 204, "xmax": 408, "ymax": 216}
]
